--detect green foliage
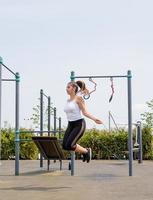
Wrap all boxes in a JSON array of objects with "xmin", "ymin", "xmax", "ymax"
[
  {"xmin": 141, "ymin": 99, "xmax": 153, "ymax": 128},
  {"xmin": 1, "ymin": 128, "xmax": 39, "ymax": 160},
  {"xmin": 79, "ymin": 129, "xmax": 128, "ymax": 159},
  {"xmin": 1, "ymin": 128, "xmax": 15, "ymax": 159},
  {"xmin": 1, "ymin": 127, "xmax": 153, "ymax": 160},
  {"xmin": 30, "ymin": 105, "xmax": 40, "ymax": 129},
  {"xmin": 20, "ymin": 129, "xmax": 39, "ymax": 160},
  {"xmin": 30, "ymin": 99, "xmax": 53, "ymax": 129},
  {"xmin": 78, "ymin": 128, "xmax": 153, "ymax": 160},
  {"xmin": 142, "ymin": 126, "xmax": 153, "ymax": 159}
]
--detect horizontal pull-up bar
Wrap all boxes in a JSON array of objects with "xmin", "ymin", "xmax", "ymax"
[
  {"xmin": 73, "ymin": 75, "xmax": 129, "ymax": 79},
  {"xmin": 70, "ymin": 70, "xmax": 132, "ymax": 80}
]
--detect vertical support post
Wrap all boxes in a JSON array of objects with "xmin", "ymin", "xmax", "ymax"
[
  {"xmin": 53, "ymin": 107, "xmax": 56, "ymax": 137},
  {"xmin": 47, "ymin": 96, "xmax": 51, "ymax": 170},
  {"xmin": 127, "ymin": 70, "xmax": 133, "ymax": 176},
  {"xmin": 40, "ymin": 89, "xmax": 43, "ymax": 167},
  {"xmin": 137, "ymin": 121, "xmax": 143, "ymax": 163},
  {"xmin": 71, "ymin": 151, "xmax": 75, "ymax": 176},
  {"xmin": 70, "ymin": 71, "xmax": 75, "ymax": 176},
  {"xmin": 0, "ymin": 57, "xmax": 2, "ymax": 165},
  {"xmin": 48, "ymin": 96, "xmax": 51, "ymax": 136},
  {"xmin": 59, "ymin": 117, "xmax": 62, "ymax": 139},
  {"xmin": 15, "ymin": 72, "xmax": 20, "ymax": 175}
]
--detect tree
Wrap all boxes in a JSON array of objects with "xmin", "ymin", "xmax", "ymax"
[
  {"xmin": 141, "ymin": 99, "xmax": 153, "ymax": 128},
  {"xmin": 30, "ymin": 99, "xmax": 53, "ymax": 129}
]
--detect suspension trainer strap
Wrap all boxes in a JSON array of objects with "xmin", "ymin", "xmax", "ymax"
[
  {"xmin": 83, "ymin": 78, "xmax": 97, "ymax": 100},
  {"xmin": 109, "ymin": 77, "xmax": 114, "ymax": 103}
]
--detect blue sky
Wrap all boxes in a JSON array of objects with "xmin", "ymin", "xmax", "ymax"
[{"xmin": 0, "ymin": 0, "xmax": 152, "ymax": 129}]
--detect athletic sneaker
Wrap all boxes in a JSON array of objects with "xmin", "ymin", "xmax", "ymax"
[
  {"xmin": 82, "ymin": 148, "xmax": 92, "ymax": 163},
  {"xmin": 86, "ymin": 148, "xmax": 92, "ymax": 163},
  {"xmin": 82, "ymin": 152, "xmax": 87, "ymax": 162}
]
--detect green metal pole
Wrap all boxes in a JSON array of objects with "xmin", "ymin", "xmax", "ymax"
[
  {"xmin": 48, "ymin": 96, "xmax": 51, "ymax": 136},
  {"xmin": 53, "ymin": 107, "xmax": 56, "ymax": 137},
  {"xmin": 70, "ymin": 71, "xmax": 75, "ymax": 176},
  {"xmin": 127, "ymin": 70, "xmax": 133, "ymax": 176},
  {"xmin": 15, "ymin": 72, "xmax": 20, "ymax": 175},
  {"xmin": 137, "ymin": 121, "xmax": 143, "ymax": 164},
  {"xmin": 40, "ymin": 89, "xmax": 43, "ymax": 167},
  {"xmin": 59, "ymin": 117, "xmax": 62, "ymax": 139}
]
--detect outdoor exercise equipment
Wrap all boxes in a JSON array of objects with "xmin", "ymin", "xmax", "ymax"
[
  {"xmin": 83, "ymin": 76, "xmax": 115, "ymax": 103},
  {"xmin": 0, "ymin": 57, "xmax": 20, "ymax": 174},
  {"xmin": 0, "ymin": 55, "xmax": 71, "ymax": 176},
  {"xmin": 18, "ymin": 89, "xmax": 66, "ymax": 175},
  {"xmin": 83, "ymin": 78, "xmax": 97, "ymax": 100},
  {"xmin": 109, "ymin": 77, "xmax": 114, "ymax": 103},
  {"xmin": 0, "ymin": 57, "xmax": 142, "ymax": 177},
  {"xmin": 32, "ymin": 136, "xmax": 65, "ymax": 171},
  {"xmin": 108, "ymin": 111, "xmax": 143, "ymax": 162},
  {"xmin": 70, "ymin": 70, "xmax": 133, "ymax": 176},
  {"xmin": 0, "ymin": 57, "xmax": 67, "ymax": 175}
]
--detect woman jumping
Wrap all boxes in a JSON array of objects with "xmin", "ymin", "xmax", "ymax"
[{"xmin": 63, "ymin": 81, "xmax": 102, "ymax": 163}]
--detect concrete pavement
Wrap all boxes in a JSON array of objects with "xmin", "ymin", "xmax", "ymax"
[{"xmin": 0, "ymin": 160, "xmax": 153, "ymax": 200}]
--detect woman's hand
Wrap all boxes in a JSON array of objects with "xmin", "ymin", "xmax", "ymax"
[{"xmin": 94, "ymin": 119, "xmax": 103, "ymax": 124}]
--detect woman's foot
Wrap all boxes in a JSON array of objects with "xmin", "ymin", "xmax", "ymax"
[{"xmin": 82, "ymin": 148, "xmax": 92, "ymax": 163}]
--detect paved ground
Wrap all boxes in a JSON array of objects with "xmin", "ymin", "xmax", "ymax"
[{"xmin": 0, "ymin": 159, "xmax": 153, "ymax": 200}]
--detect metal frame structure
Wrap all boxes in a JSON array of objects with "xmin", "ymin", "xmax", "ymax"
[
  {"xmin": 18, "ymin": 89, "xmax": 62, "ymax": 175},
  {"xmin": 108, "ymin": 113, "xmax": 143, "ymax": 164},
  {"xmin": 40, "ymin": 89, "xmax": 51, "ymax": 168},
  {"xmin": 0, "ymin": 58, "xmax": 62, "ymax": 176},
  {"xmin": 0, "ymin": 57, "xmax": 20, "ymax": 175},
  {"xmin": 39, "ymin": 89, "xmax": 62, "ymax": 168},
  {"xmin": 0, "ymin": 58, "xmax": 139, "ymax": 177},
  {"xmin": 70, "ymin": 70, "xmax": 133, "ymax": 176}
]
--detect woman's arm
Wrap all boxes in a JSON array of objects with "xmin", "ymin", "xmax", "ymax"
[{"xmin": 76, "ymin": 96, "xmax": 102, "ymax": 124}]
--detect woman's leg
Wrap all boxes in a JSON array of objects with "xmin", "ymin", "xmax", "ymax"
[
  {"xmin": 75, "ymin": 144, "xmax": 87, "ymax": 154},
  {"xmin": 63, "ymin": 119, "xmax": 86, "ymax": 152},
  {"xmin": 62, "ymin": 122, "xmax": 73, "ymax": 150},
  {"xmin": 63, "ymin": 119, "xmax": 91, "ymax": 162}
]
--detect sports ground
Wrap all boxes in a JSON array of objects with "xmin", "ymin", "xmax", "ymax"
[{"xmin": 0, "ymin": 160, "xmax": 153, "ymax": 200}]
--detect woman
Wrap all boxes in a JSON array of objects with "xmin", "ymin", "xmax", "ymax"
[{"xmin": 63, "ymin": 81, "xmax": 102, "ymax": 163}]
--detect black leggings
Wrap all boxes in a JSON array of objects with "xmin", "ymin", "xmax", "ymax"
[{"xmin": 63, "ymin": 118, "xmax": 86, "ymax": 151}]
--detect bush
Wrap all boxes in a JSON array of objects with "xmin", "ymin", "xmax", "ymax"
[
  {"xmin": 78, "ymin": 128, "xmax": 128, "ymax": 159},
  {"xmin": 142, "ymin": 126, "xmax": 153, "ymax": 159},
  {"xmin": 1, "ymin": 128, "xmax": 39, "ymax": 160},
  {"xmin": 1, "ymin": 126, "xmax": 153, "ymax": 160},
  {"xmin": 1, "ymin": 128, "xmax": 15, "ymax": 160},
  {"xmin": 78, "ymin": 127, "xmax": 153, "ymax": 160},
  {"xmin": 20, "ymin": 130, "xmax": 39, "ymax": 160}
]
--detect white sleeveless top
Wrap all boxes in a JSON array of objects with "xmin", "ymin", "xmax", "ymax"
[{"xmin": 64, "ymin": 99, "xmax": 82, "ymax": 121}]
